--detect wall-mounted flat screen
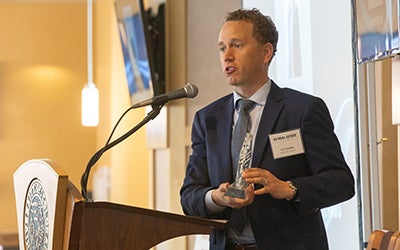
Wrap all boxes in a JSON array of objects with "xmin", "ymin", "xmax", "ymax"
[
  {"xmin": 355, "ymin": 0, "xmax": 400, "ymax": 64},
  {"xmin": 115, "ymin": 0, "xmax": 165, "ymax": 104}
]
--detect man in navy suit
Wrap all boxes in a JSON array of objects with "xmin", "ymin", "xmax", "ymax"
[{"xmin": 180, "ymin": 8, "xmax": 354, "ymax": 250}]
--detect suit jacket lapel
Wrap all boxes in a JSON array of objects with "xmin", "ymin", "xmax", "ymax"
[
  {"xmin": 252, "ymin": 82, "xmax": 284, "ymax": 166},
  {"xmin": 216, "ymin": 95, "xmax": 235, "ymax": 181}
]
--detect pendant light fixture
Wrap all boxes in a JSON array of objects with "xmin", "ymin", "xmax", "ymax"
[{"xmin": 81, "ymin": 0, "xmax": 99, "ymax": 126}]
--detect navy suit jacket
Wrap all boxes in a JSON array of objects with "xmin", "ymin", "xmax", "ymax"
[{"xmin": 180, "ymin": 81, "xmax": 355, "ymax": 250}]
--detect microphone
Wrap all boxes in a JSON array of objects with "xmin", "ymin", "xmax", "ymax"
[{"xmin": 131, "ymin": 83, "xmax": 198, "ymax": 108}]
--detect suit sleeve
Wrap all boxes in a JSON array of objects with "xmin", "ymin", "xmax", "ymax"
[
  {"xmin": 180, "ymin": 111, "xmax": 226, "ymax": 218},
  {"xmin": 292, "ymin": 97, "xmax": 355, "ymax": 215}
]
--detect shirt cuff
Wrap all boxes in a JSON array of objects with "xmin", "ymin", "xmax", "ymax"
[{"xmin": 205, "ymin": 190, "xmax": 226, "ymax": 214}]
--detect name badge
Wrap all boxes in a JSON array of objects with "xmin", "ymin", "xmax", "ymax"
[{"xmin": 269, "ymin": 129, "xmax": 305, "ymax": 159}]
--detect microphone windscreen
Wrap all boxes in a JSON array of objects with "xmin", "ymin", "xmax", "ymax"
[{"xmin": 185, "ymin": 83, "xmax": 198, "ymax": 98}]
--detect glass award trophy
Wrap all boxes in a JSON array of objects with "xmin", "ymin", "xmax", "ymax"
[{"xmin": 225, "ymin": 133, "xmax": 253, "ymax": 199}]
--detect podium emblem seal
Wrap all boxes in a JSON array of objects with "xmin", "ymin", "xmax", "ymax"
[{"xmin": 24, "ymin": 178, "xmax": 49, "ymax": 249}]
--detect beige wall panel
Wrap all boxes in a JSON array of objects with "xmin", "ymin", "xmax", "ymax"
[{"xmin": 186, "ymin": 0, "xmax": 241, "ymax": 126}]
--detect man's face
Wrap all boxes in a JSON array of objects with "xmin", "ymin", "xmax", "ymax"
[{"xmin": 217, "ymin": 20, "xmax": 271, "ymax": 89}]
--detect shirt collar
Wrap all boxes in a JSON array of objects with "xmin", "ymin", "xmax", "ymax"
[{"xmin": 233, "ymin": 79, "xmax": 271, "ymax": 108}]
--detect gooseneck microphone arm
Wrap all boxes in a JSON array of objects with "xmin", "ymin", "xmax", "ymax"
[
  {"xmin": 80, "ymin": 83, "xmax": 198, "ymax": 201},
  {"xmin": 80, "ymin": 105, "xmax": 162, "ymax": 201}
]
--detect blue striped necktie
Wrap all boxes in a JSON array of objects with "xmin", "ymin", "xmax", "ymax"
[
  {"xmin": 229, "ymin": 99, "xmax": 255, "ymax": 235},
  {"xmin": 231, "ymin": 99, "xmax": 255, "ymax": 173}
]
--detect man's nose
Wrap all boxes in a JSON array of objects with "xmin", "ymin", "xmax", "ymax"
[{"xmin": 223, "ymin": 48, "xmax": 234, "ymax": 62}]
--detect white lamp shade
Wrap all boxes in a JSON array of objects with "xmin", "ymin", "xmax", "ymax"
[{"xmin": 81, "ymin": 83, "xmax": 99, "ymax": 126}]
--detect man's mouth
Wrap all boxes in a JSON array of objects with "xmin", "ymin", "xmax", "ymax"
[{"xmin": 225, "ymin": 66, "xmax": 237, "ymax": 75}]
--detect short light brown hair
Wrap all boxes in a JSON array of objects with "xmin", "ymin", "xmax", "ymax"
[{"xmin": 225, "ymin": 8, "xmax": 278, "ymax": 57}]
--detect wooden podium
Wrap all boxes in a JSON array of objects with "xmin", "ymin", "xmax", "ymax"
[{"xmin": 14, "ymin": 159, "xmax": 227, "ymax": 250}]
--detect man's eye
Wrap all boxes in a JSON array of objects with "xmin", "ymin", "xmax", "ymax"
[
  {"xmin": 233, "ymin": 43, "xmax": 242, "ymax": 48},
  {"xmin": 218, "ymin": 46, "xmax": 226, "ymax": 52}
]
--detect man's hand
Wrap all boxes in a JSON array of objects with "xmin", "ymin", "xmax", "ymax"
[
  {"xmin": 243, "ymin": 168, "xmax": 296, "ymax": 200},
  {"xmin": 211, "ymin": 182, "xmax": 255, "ymax": 209}
]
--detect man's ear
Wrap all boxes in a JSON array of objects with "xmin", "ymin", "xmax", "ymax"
[{"xmin": 263, "ymin": 43, "xmax": 274, "ymax": 65}]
